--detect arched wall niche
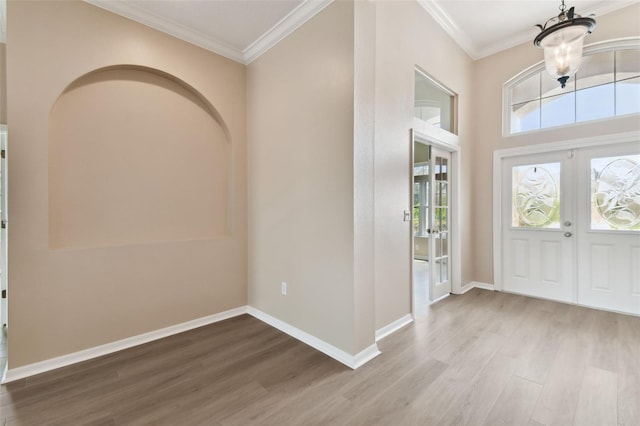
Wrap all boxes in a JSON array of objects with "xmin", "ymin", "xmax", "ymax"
[{"xmin": 49, "ymin": 64, "xmax": 233, "ymax": 249}]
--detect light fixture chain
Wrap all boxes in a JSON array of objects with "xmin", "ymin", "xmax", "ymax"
[{"xmin": 559, "ymin": 0, "xmax": 566, "ymax": 12}]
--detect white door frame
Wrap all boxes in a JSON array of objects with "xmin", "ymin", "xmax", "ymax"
[
  {"xmin": 493, "ymin": 131, "xmax": 639, "ymax": 293},
  {"xmin": 411, "ymin": 127, "xmax": 461, "ymax": 315},
  {"xmin": 0, "ymin": 124, "xmax": 6, "ymax": 327}
]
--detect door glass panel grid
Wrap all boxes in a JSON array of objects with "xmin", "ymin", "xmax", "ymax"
[{"xmin": 433, "ymin": 151, "xmax": 450, "ymax": 290}]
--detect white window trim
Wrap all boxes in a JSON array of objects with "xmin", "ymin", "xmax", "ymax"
[
  {"xmin": 415, "ymin": 67, "xmax": 459, "ymax": 142},
  {"xmin": 502, "ymin": 37, "xmax": 640, "ymax": 137}
]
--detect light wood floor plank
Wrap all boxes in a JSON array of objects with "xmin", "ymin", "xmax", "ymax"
[
  {"xmin": 436, "ymin": 352, "xmax": 519, "ymax": 425},
  {"xmin": 483, "ymin": 375, "xmax": 542, "ymax": 426},
  {"xmin": 525, "ymin": 321, "xmax": 589, "ymax": 425},
  {"xmin": 573, "ymin": 366, "xmax": 618, "ymax": 426},
  {"xmin": 618, "ymin": 323, "xmax": 640, "ymax": 426},
  {"xmin": 397, "ymin": 330, "xmax": 506, "ymax": 424},
  {"xmin": 0, "ymin": 290, "xmax": 637, "ymax": 426}
]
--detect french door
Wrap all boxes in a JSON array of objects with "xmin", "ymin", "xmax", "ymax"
[
  {"xmin": 501, "ymin": 142, "xmax": 640, "ymax": 315},
  {"xmin": 429, "ymin": 147, "xmax": 451, "ymax": 301}
]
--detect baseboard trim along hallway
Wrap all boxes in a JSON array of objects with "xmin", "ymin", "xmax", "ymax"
[
  {"xmin": 247, "ymin": 307, "xmax": 381, "ymax": 369},
  {"xmin": 458, "ymin": 281, "xmax": 495, "ymax": 294},
  {"xmin": 4, "ymin": 305, "xmax": 386, "ymax": 383},
  {"xmin": 2, "ymin": 306, "xmax": 249, "ymax": 383},
  {"xmin": 375, "ymin": 314, "xmax": 414, "ymax": 342}
]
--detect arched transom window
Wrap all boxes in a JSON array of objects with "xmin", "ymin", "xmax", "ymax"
[{"xmin": 504, "ymin": 38, "xmax": 640, "ymax": 135}]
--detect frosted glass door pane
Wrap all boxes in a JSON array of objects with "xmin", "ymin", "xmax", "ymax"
[
  {"xmin": 591, "ymin": 154, "xmax": 640, "ymax": 231},
  {"xmin": 512, "ymin": 162, "xmax": 561, "ymax": 228}
]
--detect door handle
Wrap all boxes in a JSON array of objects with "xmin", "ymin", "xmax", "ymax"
[{"xmin": 564, "ymin": 232, "xmax": 572, "ymax": 237}]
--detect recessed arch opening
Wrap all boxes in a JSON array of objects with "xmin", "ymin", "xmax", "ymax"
[{"xmin": 49, "ymin": 65, "xmax": 233, "ymax": 249}]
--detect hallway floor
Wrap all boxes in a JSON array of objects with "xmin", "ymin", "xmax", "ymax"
[{"xmin": 1, "ymin": 289, "xmax": 638, "ymax": 425}]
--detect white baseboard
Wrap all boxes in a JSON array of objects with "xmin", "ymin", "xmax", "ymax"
[
  {"xmin": 2, "ymin": 306, "xmax": 249, "ymax": 384},
  {"xmin": 375, "ymin": 314, "xmax": 414, "ymax": 342},
  {"xmin": 352, "ymin": 344, "xmax": 381, "ymax": 369},
  {"xmin": 3, "ymin": 304, "xmax": 384, "ymax": 382},
  {"xmin": 247, "ymin": 307, "xmax": 380, "ymax": 369},
  {"xmin": 458, "ymin": 281, "xmax": 495, "ymax": 294},
  {"xmin": 472, "ymin": 281, "xmax": 495, "ymax": 291}
]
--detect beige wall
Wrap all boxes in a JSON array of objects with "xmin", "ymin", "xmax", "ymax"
[
  {"xmin": 353, "ymin": 0, "xmax": 377, "ymax": 352},
  {"xmin": 8, "ymin": 0, "xmax": 635, "ymax": 371},
  {"xmin": 374, "ymin": 1, "xmax": 475, "ymax": 329},
  {"xmin": 247, "ymin": 2, "xmax": 362, "ymax": 353},
  {"xmin": 7, "ymin": 1, "xmax": 247, "ymax": 367},
  {"xmin": 49, "ymin": 66, "xmax": 231, "ymax": 249},
  {"xmin": 471, "ymin": 4, "xmax": 640, "ymax": 284}
]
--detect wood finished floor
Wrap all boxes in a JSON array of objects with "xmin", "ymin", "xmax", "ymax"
[{"xmin": 1, "ymin": 288, "xmax": 638, "ymax": 425}]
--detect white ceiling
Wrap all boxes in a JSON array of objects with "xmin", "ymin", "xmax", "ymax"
[
  {"xmin": 86, "ymin": 0, "xmax": 332, "ymax": 64},
  {"xmin": 86, "ymin": 0, "xmax": 639, "ymax": 64},
  {"xmin": 421, "ymin": 0, "xmax": 639, "ymax": 59}
]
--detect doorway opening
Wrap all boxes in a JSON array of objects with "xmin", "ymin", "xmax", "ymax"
[{"xmin": 411, "ymin": 131, "xmax": 460, "ymax": 317}]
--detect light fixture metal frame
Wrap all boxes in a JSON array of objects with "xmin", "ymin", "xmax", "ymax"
[{"xmin": 533, "ymin": 1, "xmax": 596, "ymax": 88}]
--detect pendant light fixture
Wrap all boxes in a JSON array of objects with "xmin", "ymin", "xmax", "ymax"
[{"xmin": 534, "ymin": 0, "xmax": 596, "ymax": 88}]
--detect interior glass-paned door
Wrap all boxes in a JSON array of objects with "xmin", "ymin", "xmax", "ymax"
[{"xmin": 429, "ymin": 147, "xmax": 452, "ymax": 301}]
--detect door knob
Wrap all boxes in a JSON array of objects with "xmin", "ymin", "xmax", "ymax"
[
  {"xmin": 564, "ymin": 221, "xmax": 572, "ymax": 227},
  {"xmin": 564, "ymin": 232, "xmax": 572, "ymax": 237}
]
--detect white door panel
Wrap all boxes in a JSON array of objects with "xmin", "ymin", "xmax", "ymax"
[
  {"xmin": 501, "ymin": 141, "xmax": 640, "ymax": 315},
  {"xmin": 577, "ymin": 143, "xmax": 640, "ymax": 315},
  {"xmin": 502, "ymin": 152, "xmax": 574, "ymax": 303}
]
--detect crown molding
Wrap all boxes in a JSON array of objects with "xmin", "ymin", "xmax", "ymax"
[
  {"xmin": 244, "ymin": 0, "xmax": 334, "ymax": 64},
  {"xmin": 416, "ymin": 0, "xmax": 478, "ymax": 59},
  {"xmin": 85, "ymin": 0, "xmax": 244, "ymax": 63},
  {"xmin": 419, "ymin": 0, "xmax": 640, "ymax": 60},
  {"xmin": 84, "ymin": 0, "xmax": 333, "ymax": 65}
]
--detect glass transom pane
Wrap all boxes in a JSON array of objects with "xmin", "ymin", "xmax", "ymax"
[
  {"xmin": 415, "ymin": 71, "xmax": 456, "ymax": 134},
  {"xmin": 512, "ymin": 72, "xmax": 540, "ymax": 104},
  {"xmin": 511, "ymin": 100, "xmax": 541, "ymax": 133},
  {"xmin": 616, "ymin": 77, "xmax": 640, "ymax": 116},
  {"xmin": 576, "ymin": 83, "xmax": 615, "ymax": 122},
  {"xmin": 508, "ymin": 46, "xmax": 640, "ymax": 135},
  {"xmin": 576, "ymin": 51, "xmax": 614, "ymax": 90},
  {"xmin": 616, "ymin": 50, "xmax": 640, "ymax": 81},
  {"xmin": 541, "ymin": 92, "xmax": 575, "ymax": 128}
]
